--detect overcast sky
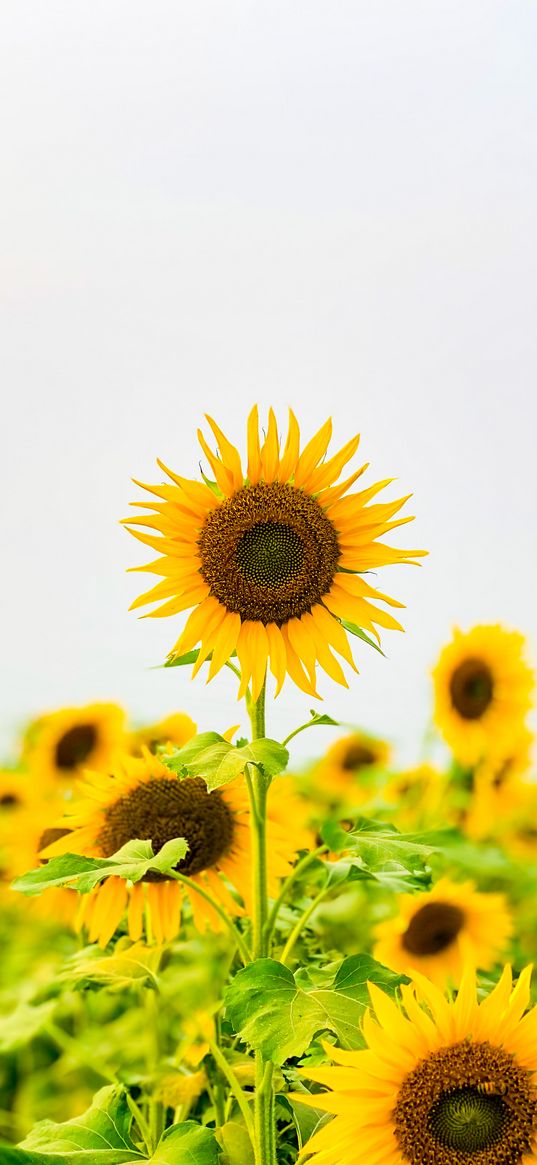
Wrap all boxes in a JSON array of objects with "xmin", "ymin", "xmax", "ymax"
[{"xmin": 2, "ymin": 1, "xmax": 536, "ymax": 769}]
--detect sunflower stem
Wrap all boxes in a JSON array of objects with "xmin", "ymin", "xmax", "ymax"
[
  {"xmin": 280, "ymin": 881, "xmax": 333, "ymax": 966},
  {"xmin": 265, "ymin": 844, "xmax": 329, "ymax": 942},
  {"xmin": 247, "ymin": 678, "xmax": 277, "ymax": 1165}
]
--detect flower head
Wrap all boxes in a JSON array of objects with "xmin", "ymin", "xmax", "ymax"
[
  {"xmin": 297, "ymin": 964, "xmax": 537, "ymax": 1165},
  {"xmin": 42, "ymin": 751, "xmax": 312, "ymax": 946},
  {"xmin": 432, "ymin": 626, "xmax": 534, "ymax": 766},
  {"xmin": 373, "ymin": 878, "xmax": 513, "ymax": 988},
  {"xmin": 124, "ymin": 409, "xmax": 426, "ymax": 698}
]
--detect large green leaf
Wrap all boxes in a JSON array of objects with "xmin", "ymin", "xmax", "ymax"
[
  {"xmin": 0, "ymin": 1095, "xmax": 220, "ymax": 1164},
  {"xmin": 321, "ymin": 816, "xmax": 436, "ymax": 872},
  {"xmin": 13, "ymin": 838, "xmax": 189, "ymax": 897},
  {"xmin": 163, "ymin": 735, "xmax": 288, "ymax": 791},
  {"xmin": 150, "ymin": 1122, "xmax": 220, "ymax": 1164},
  {"xmin": 225, "ymin": 955, "xmax": 405, "ymax": 1064},
  {"xmin": 3, "ymin": 1086, "xmax": 144, "ymax": 1162},
  {"xmin": 60, "ymin": 940, "xmax": 163, "ymax": 991}
]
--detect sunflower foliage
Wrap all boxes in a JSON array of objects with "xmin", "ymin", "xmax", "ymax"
[{"xmin": 4, "ymin": 411, "xmax": 537, "ymax": 1165}]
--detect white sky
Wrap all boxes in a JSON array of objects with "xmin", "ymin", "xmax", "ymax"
[{"xmin": 2, "ymin": 1, "xmax": 536, "ymax": 768}]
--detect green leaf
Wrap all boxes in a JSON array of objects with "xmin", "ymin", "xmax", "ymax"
[
  {"xmin": 13, "ymin": 837, "xmax": 189, "ymax": 897},
  {"xmin": 225, "ymin": 955, "xmax": 405, "ymax": 1064},
  {"xmin": 0, "ymin": 1001, "xmax": 57, "ymax": 1053},
  {"xmin": 340, "ymin": 621, "xmax": 386, "ymax": 657},
  {"xmin": 163, "ymin": 733, "xmax": 227, "ymax": 771},
  {"xmin": 150, "ymin": 1123, "xmax": 220, "ymax": 1164},
  {"xmin": 60, "ymin": 940, "xmax": 163, "ymax": 991},
  {"xmin": 323, "ymin": 857, "xmax": 430, "ymax": 894},
  {"xmin": 321, "ymin": 816, "xmax": 436, "ymax": 873},
  {"xmin": 7, "ymin": 1085, "xmax": 144, "ymax": 1162},
  {"xmin": 307, "ymin": 710, "xmax": 340, "ymax": 727},
  {"xmin": 217, "ymin": 1122, "xmax": 254, "ymax": 1165},
  {"xmin": 164, "ymin": 735, "xmax": 288, "ymax": 791},
  {"xmin": 164, "ymin": 650, "xmax": 203, "ymax": 668}
]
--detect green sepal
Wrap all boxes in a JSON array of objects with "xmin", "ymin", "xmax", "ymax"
[
  {"xmin": 12, "ymin": 837, "xmax": 189, "ymax": 897},
  {"xmin": 164, "ymin": 649, "xmax": 202, "ymax": 668},
  {"xmin": 340, "ymin": 620, "xmax": 386, "ymax": 657},
  {"xmin": 225, "ymin": 955, "xmax": 406, "ymax": 1064}
]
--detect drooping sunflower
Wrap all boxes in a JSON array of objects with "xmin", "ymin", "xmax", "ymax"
[
  {"xmin": 432, "ymin": 625, "xmax": 534, "ymax": 766},
  {"xmin": 296, "ymin": 964, "xmax": 537, "ymax": 1165},
  {"xmin": 129, "ymin": 711, "xmax": 197, "ymax": 757},
  {"xmin": 463, "ymin": 726, "xmax": 535, "ymax": 842},
  {"xmin": 372, "ymin": 877, "xmax": 513, "ymax": 988},
  {"xmin": 123, "ymin": 409, "xmax": 426, "ymax": 698},
  {"xmin": 24, "ymin": 703, "xmax": 128, "ymax": 788},
  {"xmin": 310, "ymin": 731, "xmax": 391, "ymax": 804},
  {"xmin": 41, "ymin": 752, "xmax": 312, "ymax": 947}
]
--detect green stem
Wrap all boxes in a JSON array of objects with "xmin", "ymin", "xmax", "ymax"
[
  {"xmin": 208, "ymin": 1040, "xmax": 255, "ymax": 1146},
  {"xmin": 170, "ymin": 871, "xmax": 250, "ymax": 965},
  {"xmin": 280, "ymin": 883, "xmax": 332, "ymax": 966},
  {"xmin": 265, "ymin": 845, "xmax": 328, "ymax": 942},
  {"xmin": 247, "ymin": 678, "xmax": 276, "ymax": 1165}
]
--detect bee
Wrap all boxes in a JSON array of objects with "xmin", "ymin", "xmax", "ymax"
[{"xmin": 476, "ymin": 1081, "xmax": 508, "ymax": 1096}]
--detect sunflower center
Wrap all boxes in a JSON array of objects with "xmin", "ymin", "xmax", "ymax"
[
  {"xmin": 236, "ymin": 522, "xmax": 305, "ymax": 586},
  {"xmin": 55, "ymin": 724, "xmax": 98, "ymax": 770},
  {"xmin": 96, "ymin": 776, "xmax": 235, "ymax": 880},
  {"xmin": 0, "ymin": 793, "xmax": 21, "ymax": 808},
  {"xmin": 402, "ymin": 901, "xmax": 464, "ymax": 956},
  {"xmin": 429, "ymin": 1087, "xmax": 508, "ymax": 1151},
  {"xmin": 341, "ymin": 744, "xmax": 377, "ymax": 770},
  {"xmin": 198, "ymin": 481, "xmax": 340, "ymax": 626},
  {"xmin": 449, "ymin": 659, "xmax": 494, "ymax": 720},
  {"xmin": 394, "ymin": 1039, "xmax": 537, "ymax": 1165}
]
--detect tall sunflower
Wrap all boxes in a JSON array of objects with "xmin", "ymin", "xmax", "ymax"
[
  {"xmin": 41, "ymin": 752, "xmax": 312, "ymax": 947},
  {"xmin": 372, "ymin": 878, "xmax": 513, "ymax": 988},
  {"xmin": 432, "ymin": 625, "xmax": 534, "ymax": 766},
  {"xmin": 296, "ymin": 964, "xmax": 537, "ymax": 1165},
  {"xmin": 123, "ymin": 409, "xmax": 426, "ymax": 698},
  {"xmin": 24, "ymin": 703, "xmax": 127, "ymax": 788}
]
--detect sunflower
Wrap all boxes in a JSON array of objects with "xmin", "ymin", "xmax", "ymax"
[
  {"xmin": 129, "ymin": 711, "xmax": 197, "ymax": 757},
  {"xmin": 1, "ymin": 788, "xmax": 78, "ymax": 926},
  {"xmin": 310, "ymin": 732, "xmax": 391, "ymax": 805},
  {"xmin": 0, "ymin": 770, "xmax": 33, "ymax": 812},
  {"xmin": 382, "ymin": 764, "xmax": 448, "ymax": 831},
  {"xmin": 24, "ymin": 703, "xmax": 128, "ymax": 788},
  {"xmin": 296, "ymin": 964, "xmax": 537, "ymax": 1165},
  {"xmin": 432, "ymin": 625, "xmax": 534, "ymax": 766},
  {"xmin": 123, "ymin": 409, "xmax": 426, "ymax": 698},
  {"xmin": 41, "ymin": 751, "xmax": 312, "ymax": 947},
  {"xmin": 463, "ymin": 726, "xmax": 535, "ymax": 842},
  {"xmin": 372, "ymin": 878, "xmax": 513, "ymax": 988}
]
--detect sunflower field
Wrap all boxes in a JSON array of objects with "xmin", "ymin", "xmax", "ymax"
[{"xmin": 2, "ymin": 410, "xmax": 537, "ymax": 1165}]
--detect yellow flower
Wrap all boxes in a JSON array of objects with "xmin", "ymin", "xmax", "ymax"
[
  {"xmin": 432, "ymin": 625, "xmax": 534, "ymax": 766},
  {"xmin": 24, "ymin": 703, "xmax": 128, "ymax": 787},
  {"xmin": 129, "ymin": 712, "xmax": 197, "ymax": 757},
  {"xmin": 383, "ymin": 764, "xmax": 447, "ymax": 831},
  {"xmin": 373, "ymin": 878, "xmax": 513, "ymax": 988},
  {"xmin": 42, "ymin": 752, "xmax": 311, "ymax": 947},
  {"xmin": 154, "ymin": 1068, "xmax": 207, "ymax": 1110},
  {"xmin": 123, "ymin": 409, "xmax": 426, "ymax": 698},
  {"xmin": 296, "ymin": 965, "xmax": 537, "ymax": 1165},
  {"xmin": 310, "ymin": 732, "xmax": 390, "ymax": 803},
  {"xmin": 1, "ymin": 790, "xmax": 78, "ymax": 926},
  {"xmin": 0, "ymin": 770, "xmax": 33, "ymax": 812},
  {"xmin": 463, "ymin": 726, "xmax": 535, "ymax": 841}
]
